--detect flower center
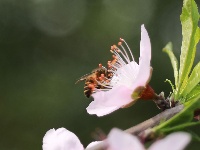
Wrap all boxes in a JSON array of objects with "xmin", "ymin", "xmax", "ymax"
[{"xmin": 92, "ymin": 38, "xmax": 139, "ymax": 93}]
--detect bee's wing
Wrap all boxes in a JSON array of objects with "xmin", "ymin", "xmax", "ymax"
[
  {"xmin": 75, "ymin": 73, "xmax": 91, "ymax": 84},
  {"xmin": 75, "ymin": 67, "xmax": 101, "ymax": 84}
]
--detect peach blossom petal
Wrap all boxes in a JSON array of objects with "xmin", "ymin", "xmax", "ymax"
[
  {"xmin": 140, "ymin": 25, "xmax": 151, "ymax": 61},
  {"xmin": 132, "ymin": 25, "xmax": 151, "ymax": 88},
  {"xmin": 85, "ymin": 141, "xmax": 103, "ymax": 149},
  {"xmin": 42, "ymin": 128, "xmax": 84, "ymax": 150},
  {"xmin": 148, "ymin": 132, "xmax": 191, "ymax": 150},
  {"xmin": 107, "ymin": 128, "xmax": 145, "ymax": 150},
  {"xmin": 87, "ymin": 86, "xmax": 133, "ymax": 116}
]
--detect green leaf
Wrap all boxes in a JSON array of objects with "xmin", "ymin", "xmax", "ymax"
[
  {"xmin": 153, "ymin": 91, "xmax": 200, "ymax": 134},
  {"xmin": 181, "ymin": 62, "xmax": 200, "ymax": 97},
  {"xmin": 163, "ymin": 42, "xmax": 179, "ymax": 89},
  {"xmin": 157, "ymin": 122, "xmax": 200, "ymax": 134},
  {"xmin": 178, "ymin": 0, "xmax": 199, "ymax": 95},
  {"xmin": 186, "ymin": 84, "xmax": 200, "ymax": 101}
]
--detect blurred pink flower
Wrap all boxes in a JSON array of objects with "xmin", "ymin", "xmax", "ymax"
[
  {"xmin": 43, "ymin": 128, "xmax": 191, "ymax": 150},
  {"xmin": 43, "ymin": 128, "xmax": 101, "ymax": 150},
  {"xmin": 42, "ymin": 128, "xmax": 84, "ymax": 150},
  {"xmin": 87, "ymin": 25, "xmax": 154, "ymax": 117},
  {"xmin": 107, "ymin": 128, "xmax": 191, "ymax": 150}
]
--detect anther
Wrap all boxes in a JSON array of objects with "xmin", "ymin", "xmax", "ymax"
[
  {"xmin": 118, "ymin": 42, "xmax": 122, "ymax": 46},
  {"xmin": 113, "ymin": 45, "xmax": 117, "ymax": 49},
  {"xmin": 119, "ymin": 38, "xmax": 124, "ymax": 42},
  {"xmin": 112, "ymin": 55, "xmax": 118, "ymax": 59}
]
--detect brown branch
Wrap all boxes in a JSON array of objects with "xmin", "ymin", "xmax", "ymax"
[
  {"xmin": 86, "ymin": 104, "xmax": 184, "ymax": 150},
  {"xmin": 125, "ymin": 104, "xmax": 184, "ymax": 135}
]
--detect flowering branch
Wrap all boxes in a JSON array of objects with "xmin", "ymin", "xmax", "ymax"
[
  {"xmin": 42, "ymin": 0, "xmax": 200, "ymax": 149},
  {"xmin": 86, "ymin": 104, "xmax": 184, "ymax": 150},
  {"xmin": 125, "ymin": 104, "xmax": 184, "ymax": 135}
]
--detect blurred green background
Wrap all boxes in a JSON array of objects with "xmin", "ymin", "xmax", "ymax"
[{"xmin": 0, "ymin": 0, "xmax": 199, "ymax": 149}]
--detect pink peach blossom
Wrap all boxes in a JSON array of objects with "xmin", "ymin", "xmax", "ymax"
[{"xmin": 87, "ymin": 25, "xmax": 152, "ymax": 117}]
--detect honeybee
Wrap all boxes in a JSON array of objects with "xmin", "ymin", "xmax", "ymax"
[
  {"xmin": 76, "ymin": 45, "xmax": 121, "ymax": 98},
  {"xmin": 76, "ymin": 65, "xmax": 110, "ymax": 98}
]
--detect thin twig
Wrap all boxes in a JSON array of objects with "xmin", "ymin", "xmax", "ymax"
[
  {"xmin": 86, "ymin": 104, "xmax": 184, "ymax": 150},
  {"xmin": 125, "ymin": 104, "xmax": 184, "ymax": 135}
]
